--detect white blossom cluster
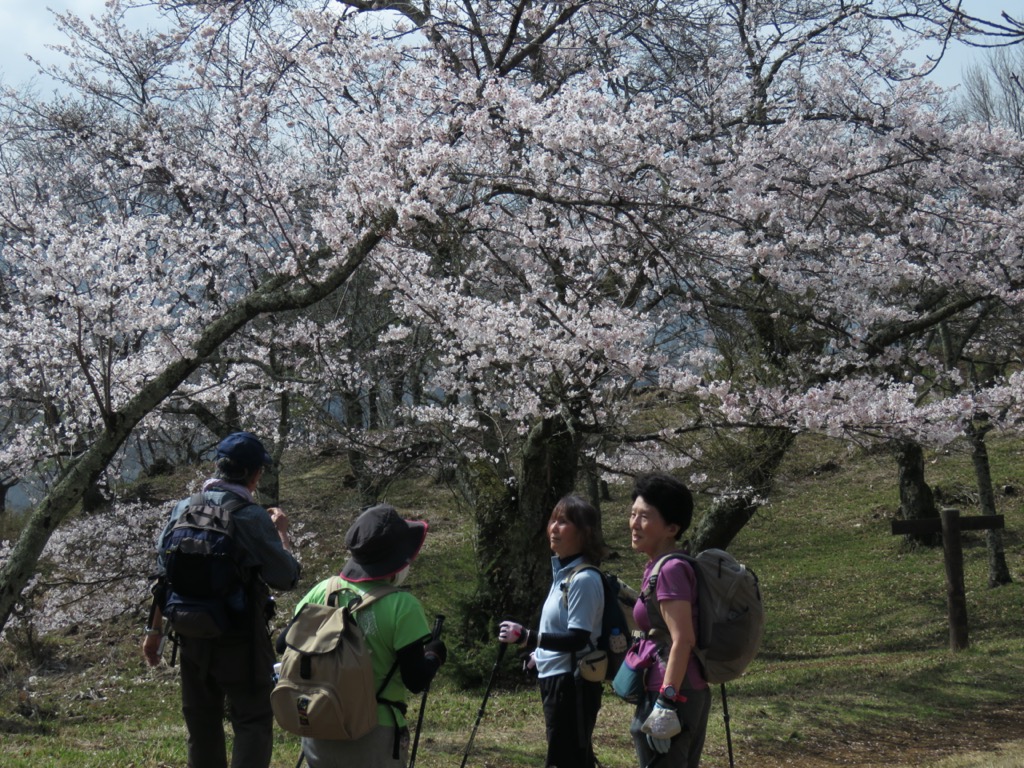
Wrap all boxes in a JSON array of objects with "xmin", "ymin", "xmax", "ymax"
[{"xmin": 1, "ymin": 502, "xmax": 165, "ymax": 636}]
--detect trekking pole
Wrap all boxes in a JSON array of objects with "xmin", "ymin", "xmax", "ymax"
[
  {"xmin": 409, "ymin": 614, "xmax": 445, "ymax": 768},
  {"xmin": 459, "ymin": 641, "xmax": 507, "ymax": 768},
  {"xmin": 294, "ymin": 749, "xmax": 305, "ymax": 768},
  {"xmin": 721, "ymin": 682, "xmax": 735, "ymax": 768}
]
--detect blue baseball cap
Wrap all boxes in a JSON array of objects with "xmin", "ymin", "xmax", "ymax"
[{"xmin": 216, "ymin": 431, "xmax": 273, "ymax": 471}]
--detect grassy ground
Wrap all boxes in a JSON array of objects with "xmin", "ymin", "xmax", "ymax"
[{"xmin": 2, "ymin": 433, "xmax": 1024, "ymax": 766}]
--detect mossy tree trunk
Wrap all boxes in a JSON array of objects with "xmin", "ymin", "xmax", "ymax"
[
  {"xmin": 968, "ymin": 421, "xmax": 1012, "ymax": 586},
  {"xmin": 258, "ymin": 387, "xmax": 290, "ymax": 507},
  {"xmin": 894, "ymin": 439, "xmax": 940, "ymax": 547},
  {"xmin": 341, "ymin": 389, "xmax": 383, "ymax": 506},
  {"xmin": 458, "ymin": 414, "xmax": 579, "ymax": 644}
]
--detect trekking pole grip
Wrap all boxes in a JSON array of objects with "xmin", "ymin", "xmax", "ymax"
[{"xmin": 431, "ymin": 614, "xmax": 445, "ymax": 640}]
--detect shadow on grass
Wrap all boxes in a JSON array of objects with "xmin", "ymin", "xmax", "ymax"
[{"xmin": 0, "ymin": 716, "xmax": 50, "ymax": 735}]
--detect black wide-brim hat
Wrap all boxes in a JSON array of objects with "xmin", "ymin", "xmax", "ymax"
[{"xmin": 341, "ymin": 504, "xmax": 428, "ymax": 582}]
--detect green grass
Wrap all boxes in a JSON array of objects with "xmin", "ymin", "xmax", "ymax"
[
  {"xmin": 3, "ymin": 434, "xmax": 1024, "ymax": 766},
  {"xmin": 934, "ymin": 743, "xmax": 1024, "ymax": 768}
]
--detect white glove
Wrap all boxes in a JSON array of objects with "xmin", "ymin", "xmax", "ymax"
[
  {"xmin": 498, "ymin": 620, "xmax": 525, "ymax": 644},
  {"xmin": 647, "ymin": 732, "xmax": 671, "ymax": 754},
  {"xmin": 641, "ymin": 700, "xmax": 681, "ymax": 753}
]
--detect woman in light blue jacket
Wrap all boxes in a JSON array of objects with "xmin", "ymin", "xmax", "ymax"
[{"xmin": 498, "ymin": 495, "xmax": 607, "ymax": 768}]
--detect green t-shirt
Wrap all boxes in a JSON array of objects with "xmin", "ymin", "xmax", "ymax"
[{"xmin": 294, "ymin": 576, "xmax": 431, "ymax": 727}]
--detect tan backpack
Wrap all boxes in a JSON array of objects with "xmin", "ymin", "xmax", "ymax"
[{"xmin": 271, "ymin": 578, "xmax": 397, "ymax": 740}]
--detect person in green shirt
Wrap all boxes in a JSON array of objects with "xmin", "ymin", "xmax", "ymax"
[{"xmin": 283, "ymin": 504, "xmax": 447, "ymax": 768}]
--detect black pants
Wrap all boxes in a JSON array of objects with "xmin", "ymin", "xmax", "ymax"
[
  {"xmin": 539, "ymin": 672, "xmax": 603, "ymax": 768},
  {"xmin": 179, "ymin": 634, "xmax": 275, "ymax": 768}
]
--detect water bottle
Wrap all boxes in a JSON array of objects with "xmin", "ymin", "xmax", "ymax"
[{"xmin": 609, "ymin": 626, "xmax": 628, "ymax": 654}]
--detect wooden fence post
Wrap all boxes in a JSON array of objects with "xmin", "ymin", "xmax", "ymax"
[
  {"xmin": 890, "ymin": 508, "xmax": 1005, "ymax": 652},
  {"xmin": 940, "ymin": 508, "xmax": 969, "ymax": 651}
]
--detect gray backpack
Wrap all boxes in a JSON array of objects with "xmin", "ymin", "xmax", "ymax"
[{"xmin": 644, "ymin": 548, "xmax": 764, "ymax": 684}]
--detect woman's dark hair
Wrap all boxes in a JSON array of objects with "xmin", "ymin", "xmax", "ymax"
[
  {"xmin": 551, "ymin": 494, "xmax": 608, "ymax": 565},
  {"xmin": 631, "ymin": 473, "xmax": 693, "ymax": 540},
  {"xmin": 215, "ymin": 456, "xmax": 259, "ymax": 485}
]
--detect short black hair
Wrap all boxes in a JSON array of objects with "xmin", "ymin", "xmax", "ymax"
[
  {"xmin": 215, "ymin": 456, "xmax": 260, "ymax": 485},
  {"xmin": 631, "ymin": 473, "xmax": 693, "ymax": 540}
]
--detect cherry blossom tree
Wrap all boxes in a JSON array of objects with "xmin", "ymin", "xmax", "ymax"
[
  {"xmin": 0, "ymin": 0, "xmax": 400, "ymax": 632},
  {"xmin": 321, "ymin": 0, "xmax": 1024, "ymax": 623},
  {"xmin": 918, "ymin": 46, "xmax": 1024, "ymax": 581},
  {"xmin": 4, "ymin": 0, "xmax": 1024, "ymax": 637}
]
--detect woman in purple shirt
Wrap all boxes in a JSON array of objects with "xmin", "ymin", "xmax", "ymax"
[{"xmin": 627, "ymin": 473, "xmax": 711, "ymax": 768}]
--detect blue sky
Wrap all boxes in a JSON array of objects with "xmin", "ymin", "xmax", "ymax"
[{"xmin": 0, "ymin": 1, "xmax": 1005, "ymax": 93}]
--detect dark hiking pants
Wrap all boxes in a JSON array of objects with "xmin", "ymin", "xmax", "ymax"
[
  {"xmin": 179, "ymin": 636, "xmax": 275, "ymax": 768},
  {"xmin": 539, "ymin": 672, "xmax": 603, "ymax": 768},
  {"xmin": 630, "ymin": 687, "xmax": 711, "ymax": 768}
]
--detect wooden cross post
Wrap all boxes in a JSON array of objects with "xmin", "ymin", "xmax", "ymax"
[{"xmin": 891, "ymin": 508, "xmax": 1004, "ymax": 651}]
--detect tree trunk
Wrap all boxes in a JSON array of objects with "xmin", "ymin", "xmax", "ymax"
[
  {"xmin": 341, "ymin": 389, "xmax": 381, "ymax": 505},
  {"xmin": 968, "ymin": 423, "xmax": 1012, "ymax": 586},
  {"xmin": 691, "ymin": 428, "xmax": 794, "ymax": 552},
  {"xmin": 259, "ymin": 389, "xmax": 290, "ymax": 507},
  {"xmin": 894, "ymin": 440, "xmax": 940, "ymax": 547},
  {"xmin": 578, "ymin": 449, "xmax": 610, "ymax": 545},
  {"xmin": 459, "ymin": 415, "xmax": 579, "ymax": 645},
  {"xmin": 693, "ymin": 495, "xmax": 759, "ymax": 553},
  {"xmin": 368, "ymin": 389, "xmax": 381, "ymax": 430}
]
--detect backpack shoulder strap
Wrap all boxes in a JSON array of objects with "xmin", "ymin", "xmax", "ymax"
[
  {"xmin": 219, "ymin": 493, "xmax": 254, "ymax": 515},
  {"xmin": 324, "ymin": 575, "xmax": 346, "ymax": 608},
  {"xmin": 173, "ymin": 492, "xmax": 251, "ymax": 532},
  {"xmin": 561, "ymin": 563, "xmax": 601, "ymax": 607},
  {"xmin": 354, "ymin": 582, "xmax": 399, "ymax": 611},
  {"xmin": 325, "ymin": 578, "xmax": 399, "ymax": 611},
  {"xmin": 644, "ymin": 552, "xmax": 708, "ymax": 688},
  {"xmin": 170, "ymin": 493, "xmax": 210, "ymax": 526},
  {"xmin": 642, "ymin": 552, "xmax": 696, "ymax": 637},
  {"xmin": 642, "ymin": 552, "xmax": 692, "ymax": 599}
]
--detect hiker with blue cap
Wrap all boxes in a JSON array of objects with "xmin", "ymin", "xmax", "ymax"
[{"xmin": 143, "ymin": 430, "xmax": 301, "ymax": 768}]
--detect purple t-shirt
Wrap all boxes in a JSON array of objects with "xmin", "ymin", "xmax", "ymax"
[{"xmin": 627, "ymin": 555, "xmax": 707, "ymax": 692}]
